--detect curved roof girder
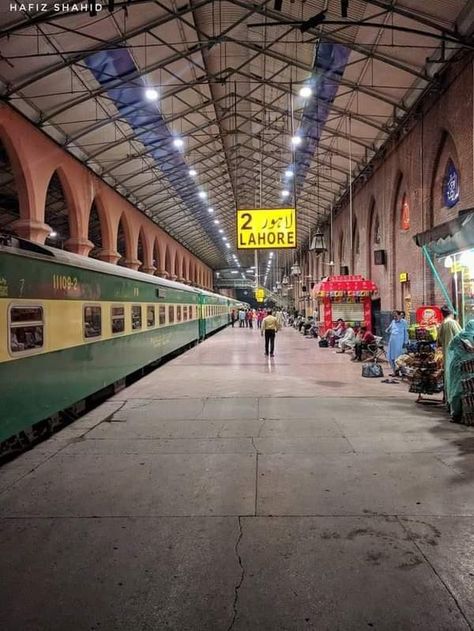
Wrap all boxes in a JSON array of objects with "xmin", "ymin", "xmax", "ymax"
[
  {"xmin": 227, "ymin": 0, "xmax": 431, "ymax": 81},
  {"xmin": 35, "ymin": 40, "xmax": 216, "ymax": 124},
  {"xmin": 221, "ymin": 33, "xmax": 410, "ymax": 111},
  {"xmin": 0, "ymin": 0, "xmax": 215, "ymax": 95}
]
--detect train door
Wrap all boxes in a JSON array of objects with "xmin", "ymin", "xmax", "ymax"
[{"xmin": 198, "ymin": 294, "xmax": 206, "ymax": 339}]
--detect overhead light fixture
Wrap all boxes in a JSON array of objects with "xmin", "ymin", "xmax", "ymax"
[
  {"xmin": 145, "ymin": 88, "xmax": 159, "ymax": 101},
  {"xmin": 291, "ymin": 135, "xmax": 302, "ymax": 147},
  {"xmin": 281, "ymin": 190, "xmax": 290, "ymax": 198},
  {"xmin": 299, "ymin": 85, "xmax": 312, "ymax": 98},
  {"xmin": 173, "ymin": 137, "xmax": 184, "ymax": 149},
  {"xmin": 219, "ymin": 229, "xmax": 224, "ymax": 233},
  {"xmin": 198, "ymin": 190, "xmax": 207, "ymax": 199},
  {"xmin": 225, "ymin": 243, "xmax": 231, "ymax": 249},
  {"xmin": 208, "ymin": 207, "xmax": 214, "ymax": 213},
  {"xmin": 285, "ymin": 169, "xmax": 294, "ymax": 178},
  {"xmin": 214, "ymin": 219, "xmax": 219, "ymax": 224},
  {"xmin": 49, "ymin": 231, "xmax": 58, "ymax": 238},
  {"xmin": 189, "ymin": 168, "xmax": 197, "ymax": 177}
]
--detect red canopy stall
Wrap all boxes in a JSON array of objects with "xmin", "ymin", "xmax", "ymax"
[{"xmin": 312, "ymin": 275, "xmax": 378, "ymax": 333}]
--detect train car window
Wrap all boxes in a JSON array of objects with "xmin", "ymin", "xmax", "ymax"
[
  {"xmin": 111, "ymin": 306, "xmax": 125, "ymax": 334},
  {"xmin": 9, "ymin": 305, "xmax": 44, "ymax": 354},
  {"xmin": 84, "ymin": 306, "xmax": 101, "ymax": 338},
  {"xmin": 159, "ymin": 305, "xmax": 166, "ymax": 326},
  {"xmin": 183, "ymin": 306, "xmax": 187, "ymax": 321},
  {"xmin": 177, "ymin": 305, "xmax": 182, "ymax": 322},
  {"xmin": 189, "ymin": 305, "xmax": 193, "ymax": 319},
  {"xmin": 147, "ymin": 306, "xmax": 155, "ymax": 328},
  {"xmin": 168, "ymin": 305, "xmax": 175, "ymax": 324},
  {"xmin": 132, "ymin": 305, "xmax": 142, "ymax": 330}
]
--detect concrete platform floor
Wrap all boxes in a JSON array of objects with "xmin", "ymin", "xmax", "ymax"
[{"xmin": 1, "ymin": 326, "xmax": 474, "ymax": 630}]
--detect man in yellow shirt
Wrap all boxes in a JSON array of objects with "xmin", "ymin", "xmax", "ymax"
[{"xmin": 261, "ymin": 309, "xmax": 280, "ymax": 357}]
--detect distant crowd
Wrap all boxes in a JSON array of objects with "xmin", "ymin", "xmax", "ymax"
[{"xmin": 230, "ymin": 308, "xmax": 289, "ymax": 329}]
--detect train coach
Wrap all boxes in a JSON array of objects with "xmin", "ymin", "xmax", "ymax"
[{"xmin": 0, "ymin": 234, "xmax": 247, "ymax": 454}]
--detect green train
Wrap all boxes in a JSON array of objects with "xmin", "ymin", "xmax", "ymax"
[{"xmin": 0, "ymin": 234, "xmax": 247, "ymax": 455}]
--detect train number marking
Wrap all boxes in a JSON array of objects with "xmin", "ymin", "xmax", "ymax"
[{"xmin": 53, "ymin": 274, "xmax": 79, "ymax": 292}]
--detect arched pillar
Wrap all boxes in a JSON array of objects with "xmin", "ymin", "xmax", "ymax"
[{"xmin": 0, "ymin": 117, "xmax": 51, "ymax": 243}]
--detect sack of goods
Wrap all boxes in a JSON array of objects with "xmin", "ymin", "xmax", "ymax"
[
  {"xmin": 362, "ymin": 362, "xmax": 384, "ymax": 378},
  {"xmin": 318, "ymin": 339, "xmax": 329, "ymax": 348}
]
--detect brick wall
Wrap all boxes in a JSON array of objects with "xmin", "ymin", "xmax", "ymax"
[{"xmin": 325, "ymin": 53, "xmax": 474, "ymax": 321}]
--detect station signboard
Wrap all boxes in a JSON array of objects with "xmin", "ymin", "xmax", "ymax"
[
  {"xmin": 255, "ymin": 287, "xmax": 265, "ymax": 302},
  {"xmin": 237, "ymin": 208, "xmax": 296, "ymax": 249}
]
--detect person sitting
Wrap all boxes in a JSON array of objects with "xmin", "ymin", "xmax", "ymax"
[
  {"xmin": 325, "ymin": 319, "xmax": 346, "ymax": 347},
  {"xmin": 302, "ymin": 316, "xmax": 314, "ymax": 336},
  {"xmin": 336, "ymin": 326, "xmax": 356, "ymax": 353},
  {"xmin": 351, "ymin": 326, "xmax": 376, "ymax": 361}
]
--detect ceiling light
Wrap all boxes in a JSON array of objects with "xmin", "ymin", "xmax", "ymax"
[
  {"xmin": 145, "ymin": 88, "xmax": 159, "ymax": 101},
  {"xmin": 291, "ymin": 135, "xmax": 302, "ymax": 147},
  {"xmin": 49, "ymin": 231, "xmax": 58, "ymax": 238},
  {"xmin": 285, "ymin": 169, "xmax": 294, "ymax": 178},
  {"xmin": 189, "ymin": 168, "xmax": 197, "ymax": 177},
  {"xmin": 219, "ymin": 229, "xmax": 224, "ymax": 233},
  {"xmin": 198, "ymin": 190, "xmax": 207, "ymax": 199},
  {"xmin": 173, "ymin": 137, "xmax": 184, "ymax": 149},
  {"xmin": 225, "ymin": 243, "xmax": 231, "ymax": 249},
  {"xmin": 222, "ymin": 237, "xmax": 227, "ymax": 241},
  {"xmin": 214, "ymin": 219, "xmax": 219, "ymax": 224},
  {"xmin": 208, "ymin": 207, "xmax": 214, "ymax": 213},
  {"xmin": 281, "ymin": 190, "xmax": 290, "ymax": 198},
  {"xmin": 299, "ymin": 85, "xmax": 312, "ymax": 98}
]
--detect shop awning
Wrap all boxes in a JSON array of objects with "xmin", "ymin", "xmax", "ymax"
[
  {"xmin": 313, "ymin": 275, "xmax": 378, "ymax": 298},
  {"xmin": 414, "ymin": 209, "xmax": 474, "ymax": 256}
]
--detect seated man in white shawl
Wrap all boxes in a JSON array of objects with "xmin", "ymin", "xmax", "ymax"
[{"xmin": 337, "ymin": 326, "xmax": 356, "ymax": 353}]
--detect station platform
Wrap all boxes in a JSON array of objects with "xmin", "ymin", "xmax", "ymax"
[{"xmin": 1, "ymin": 325, "xmax": 474, "ymax": 630}]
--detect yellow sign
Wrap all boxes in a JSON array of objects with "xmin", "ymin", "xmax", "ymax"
[
  {"xmin": 237, "ymin": 208, "xmax": 296, "ymax": 249},
  {"xmin": 255, "ymin": 288, "xmax": 265, "ymax": 302},
  {"xmin": 399, "ymin": 272, "xmax": 409, "ymax": 283}
]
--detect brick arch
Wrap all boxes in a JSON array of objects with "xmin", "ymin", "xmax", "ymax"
[
  {"xmin": 174, "ymin": 250, "xmax": 182, "ymax": 280},
  {"xmin": 337, "ymin": 231, "xmax": 345, "ymax": 272},
  {"xmin": 367, "ymin": 197, "xmax": 377, "ymax": 278},
  {"xmin": 137, "ymin": 227, "xmax": 153, "ymax": 273},
  {"xmin": 429, "ymin": 129, "xmax": 461, "ymax": 229},
  {"xmin": 0, "ymin": 121, "xmax": 43, "ymax": 239},
  {"xmin": 351, "ymin": 215, "xmax": 361, "ymax": 274},
  {"xmin": 391, "ymin": 170, "xmax": 405, "ymax": 308},
  {"xmin": 183, "ymin": 256, "xmax": 190, "ymax": 282},
  {"xmin": 88, "ymin": 194, "xmax": 114, "ymax": 256},
  {"xmin": 116, "ymin": 212, "xmax": 134, "ymax": 264},
  {"xmin": 43, "ymin": 166, "xmax": 83, "ymax": 245},
  {"xmin": 152, "ymin": 237, "xmax": 161, "ymax": 274},
  {"xmin": 164, "ymin": 244, "xmax": 173, "ymax": 278}
]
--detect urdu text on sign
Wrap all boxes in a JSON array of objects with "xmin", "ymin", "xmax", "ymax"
[{"xmin": 237, "ymin": 208, "xmax": 296, "ymax": 249}]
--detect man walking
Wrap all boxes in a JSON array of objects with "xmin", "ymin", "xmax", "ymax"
[
  {"xmin": 238, "ymin": 308, "xmax": 246, "ymax": 328},
  {"xmin": 261, "ymin": 309, "xmax": 280, "ymax": 357}
]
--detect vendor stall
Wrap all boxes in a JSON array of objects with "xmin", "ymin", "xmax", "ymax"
[
  {"xmin": 312, "ymin": 275, "xmax": 378, "ymax": 334},
  {"xmin": 414, "ymin": 209, "xmax": 474, "ymax": 327}
]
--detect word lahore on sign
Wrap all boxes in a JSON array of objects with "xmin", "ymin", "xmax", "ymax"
[{"xmin": 237, "ymin": 208, "xmax": 296, "ymax": 249}]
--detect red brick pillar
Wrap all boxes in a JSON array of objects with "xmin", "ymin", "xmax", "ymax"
[
  {"xmin": 11, "ymin": 219, "xmax": 51, "ymax": 244},
  {"xmin": 124, "ymin": 258, "xmax": 141, "ymax": 271},
  {"xmin": 65, "ymin": 237, "xmax": 94, "ymax": 257},
  {"xmin": 98, "ymin": 249, "xmax": 120, "ymax": 265}
]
